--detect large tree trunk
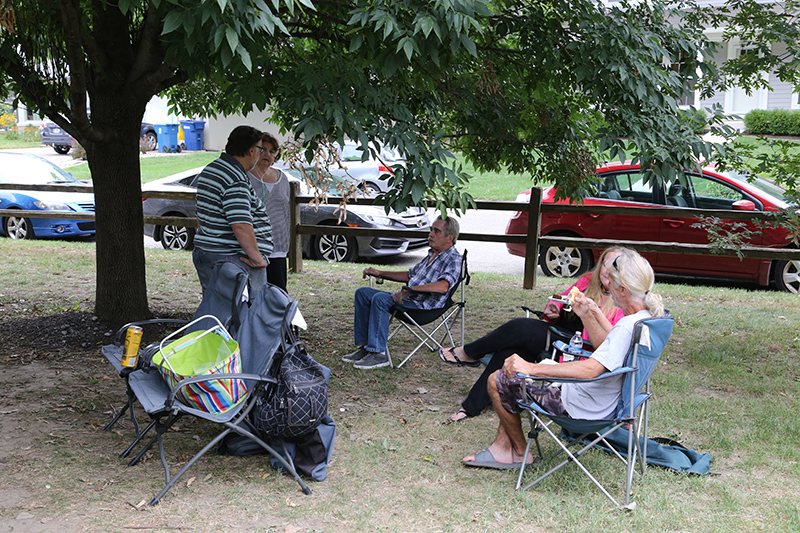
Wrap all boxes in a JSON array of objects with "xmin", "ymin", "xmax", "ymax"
[{"xmin": 88, "ymin": 100, "xmax": 151, "ymax": 323}]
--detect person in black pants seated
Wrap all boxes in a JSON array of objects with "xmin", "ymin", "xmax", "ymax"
[{"xmin": 441, "ymin": 247, "xmax": 625, "ymax": 422}]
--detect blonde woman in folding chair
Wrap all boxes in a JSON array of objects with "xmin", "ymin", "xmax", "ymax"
[
  {"xmin": 444, "ymin": 247, "xmax": 625, "ymax": 423},
  {"xmin": 462, "ymin": 249, "xmax": 664, "ymax": 469}
]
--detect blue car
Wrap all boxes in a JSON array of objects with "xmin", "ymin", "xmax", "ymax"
[{"xmin": 0, "ymin": 152, "xmax": 95, "ymax": 239}]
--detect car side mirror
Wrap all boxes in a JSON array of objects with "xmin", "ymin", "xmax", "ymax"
[{"xmin": 732, "ymin": 199, "xmax": 756, "ymax": 211}]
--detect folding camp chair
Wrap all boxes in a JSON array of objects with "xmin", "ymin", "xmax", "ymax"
[
  {"xmin": 119, "ymin": 267, "xmax": 312, "ymax": 505},
  {"xmin": 370, "ymin": 249, "xmax": 469, "ymax": 368},
  {"xmin": 514, "ymin": 316, "xmax": 674, "ymax": 508}
]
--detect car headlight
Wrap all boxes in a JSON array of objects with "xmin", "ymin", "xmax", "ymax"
[
  {"xmin": 33, "ymin": 200, "xmax": 71, "ymax": 211},
  {"xmin": 360, "ymin": 214, "xmax": 394, "ymax": 227}
]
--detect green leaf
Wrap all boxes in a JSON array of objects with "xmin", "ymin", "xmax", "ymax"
[
  {"xmin": 225, "ymin": 26, "xmax": 239, "ymax": 53},
  {"xmin": 161, "ymin": 10, "xmax": 183, "ymax": 35}
]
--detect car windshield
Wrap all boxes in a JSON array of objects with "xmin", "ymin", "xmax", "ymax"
[
  {"xmin": 725, "ymin": 170, "xmax": 790, "ymax": 207},
  {"xmin": 0, "ymin": 156, "xmax": 80, "ymax": 185}
]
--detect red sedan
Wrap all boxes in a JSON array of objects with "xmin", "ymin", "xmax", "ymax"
[{"xmin": 506, "ymin": 162, "xmax": 799, "ymax": 293}]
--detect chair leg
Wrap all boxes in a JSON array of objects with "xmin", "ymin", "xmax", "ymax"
[
  {"xmin": 519, "ymin": 414, "xmax": 622, "ymax": 508},
  {"xmin": 148, "ymin": 414, "xmax": 312, "ymax": 505},
  {"xmin": 516, "ymin": 418, "xmax": 545, "ymax": 491}
]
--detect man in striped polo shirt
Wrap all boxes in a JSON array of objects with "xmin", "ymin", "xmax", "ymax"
[{"xmin": 192, "ymin": 125, "xmax": 274, "ymax": 295}]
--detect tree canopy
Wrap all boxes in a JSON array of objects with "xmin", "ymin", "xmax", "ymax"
[{"xmin": 0, "ymin": 0, "xmax": 794, "ymax": 321}]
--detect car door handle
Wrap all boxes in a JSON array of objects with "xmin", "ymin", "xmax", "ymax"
[
  {"xmin": 589, "ymin": 214, "xmax": 601, "ymax": 219},
  {"xmin": 663, "ymin": 218, "xmax": 685, "ymax": 227}
]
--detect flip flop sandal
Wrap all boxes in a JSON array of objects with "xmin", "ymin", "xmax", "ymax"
[
  {"xmin": 438, "ymin": 347, "xmax": 480, "ymax": 368},
  {"xmin": 463, "ymin": 448, "xmax": 522, "ymax": 470}
]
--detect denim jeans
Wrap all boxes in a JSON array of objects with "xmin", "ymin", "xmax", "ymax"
[
  {"xmin": 192, "ymin": 248, "xmax": 268, "ymax": 296},
  {"xmin": 353, "ymin": 287, "xmax": 420, "ymax": 353}
]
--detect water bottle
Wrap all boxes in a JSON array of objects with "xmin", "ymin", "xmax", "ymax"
[{"xmin": 564, "ymin": 331, "xmax": 583, "ymax": 362}]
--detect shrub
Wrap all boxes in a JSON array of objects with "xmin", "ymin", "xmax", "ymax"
[
  {"xmin": 0, "ymin": 112, "xmax": 16, "ymax": 130},
  {"xmin": 744, "ymin": 109, "xmax": 800, "ymax": 136}
]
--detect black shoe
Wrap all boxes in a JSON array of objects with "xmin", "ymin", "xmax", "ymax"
[
  {"xmin": 353, "ymin": 351, "xmax": 391, "ymax": 369},
  {"xmin": 342, "ymin": 346, "xmax": 368, "ymax": 363}
]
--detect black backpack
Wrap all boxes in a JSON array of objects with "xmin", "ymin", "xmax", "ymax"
[{"xmin": 253, "ymin": 315, "xmax": 328, "ymax": 438}]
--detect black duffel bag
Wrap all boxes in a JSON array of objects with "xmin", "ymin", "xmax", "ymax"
[{"xmin": 253, "ymin": 313, "xmax": 328, "ymax": 438}]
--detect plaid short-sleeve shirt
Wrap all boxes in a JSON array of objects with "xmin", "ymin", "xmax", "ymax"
[{"xmin": 406, "ymin": 246, "xmax": 462, "ymax": 309}]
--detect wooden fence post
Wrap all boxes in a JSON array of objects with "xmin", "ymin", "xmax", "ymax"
[
  {"xmin": 288, "ymin": 181, "xmax": 303, "ymax": 273},
  {"xmin": 522, "ymin": 187, "xmax": 542, "ymax": 289}
]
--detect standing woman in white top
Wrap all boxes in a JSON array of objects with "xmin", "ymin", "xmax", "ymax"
[{"xmin": 249, "ymin": 132, "xmax": 291, "ymax": 292}]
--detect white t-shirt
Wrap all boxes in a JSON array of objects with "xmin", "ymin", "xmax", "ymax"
[{"xmin": 561, "ymin": 309, "xmax": 652, "ymax": 420}]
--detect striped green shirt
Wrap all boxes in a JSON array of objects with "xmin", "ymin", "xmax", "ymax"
[{"xmin": 194, "ymin": 154, "xmax": 273, "ymax": 257}]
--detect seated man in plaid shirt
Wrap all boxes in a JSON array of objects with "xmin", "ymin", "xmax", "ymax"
[{"xmin": 344, "ymin": 215, "xmax": 462, "ymax": 369}]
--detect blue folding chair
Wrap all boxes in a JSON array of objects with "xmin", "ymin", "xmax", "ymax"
[{"xmin": 514, "ymin": 316, "xmax": 674, "ymax": 508}]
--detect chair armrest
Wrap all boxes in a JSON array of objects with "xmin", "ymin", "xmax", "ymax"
[
  {"xmin": 166, "ymin": 372, "xmax": 277, "ymax": 407},
  {"xmin": 552, "ymin": 340, "xmax": 593, "ymax": 359},
  {"xmin": 402, "ymin": 285, "xmax": 447, "ymax": 295},
  {"xmin": 522, "ymin": 305, "xmax": 544, "ymax": 319},
  {"xmin": 515, "ymin": 365, "xmax": 637, "ymax": 385}
]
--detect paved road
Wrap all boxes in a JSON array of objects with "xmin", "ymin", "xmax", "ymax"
[
  {"xmin": 376, "ymin": 208, "xmax": 528, "ymax": 276},
  {"xmin": 16, "ymin": 144, "xmax": 531, "ymax": 275}
]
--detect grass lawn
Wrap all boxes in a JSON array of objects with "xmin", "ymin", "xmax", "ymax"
[{"xmin": 0, "ymin": 239, "xmax": 799, "ymax": 531}]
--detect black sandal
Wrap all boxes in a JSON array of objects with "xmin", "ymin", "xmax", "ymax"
[{"xmin": 438, "ymin": 347, "xmax": 480, "ymax": 368}]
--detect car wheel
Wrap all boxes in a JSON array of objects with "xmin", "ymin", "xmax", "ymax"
[
  {"xmin": 314, "ymin": 234, "xmax": 357, "ymax": 262},
  {"xmin": 773, "ymin": 259, "xmax": 800, "ymax": 294},
  {"xmin": 539, "ymin": 245, "xmax": 591, "ymax": 278},
  {"xmin": 53, "ymin": 145, "xmax": 70, "ymax": 155},
  {"xmin": 160, "ymin": 224, "xmax": 195, "ymax": 251},
  {"xmin": 3, "ymin": 215, "xmax": 35, "ymax": 239},
  {"xmin": 363, "ymin": 183, "xmax": 382, "ymax": 196},
  {"xmin": 145, "ymin": 132, "xmax": 157, "ymax": 151}
]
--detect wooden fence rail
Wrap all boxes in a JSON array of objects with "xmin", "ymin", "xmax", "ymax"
[{"xmin": 2, "ymin": 182, "xmax": 798, "ymax": 289}]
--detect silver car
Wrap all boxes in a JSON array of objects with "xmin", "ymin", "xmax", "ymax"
[
  {"xmin": 292, "ymin": 142, "xmax": 404, "ymax": 195},
  {"xmin": 142, "ymin": 167, "xmax": 430, "ymax": 262}
]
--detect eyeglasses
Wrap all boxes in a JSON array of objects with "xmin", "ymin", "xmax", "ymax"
[{"xmin": 254, "ymin": 145, "xmax": 266, "ymax": 154}]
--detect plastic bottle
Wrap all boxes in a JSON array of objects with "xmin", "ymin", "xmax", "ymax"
[{"xmin": 564, "ymin": 331, "xmax": 583, "ymax": 362}]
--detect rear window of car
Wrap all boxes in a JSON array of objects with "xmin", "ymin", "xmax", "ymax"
[{"xmin": 0, "ymin": 156, "xmax": 79, "ymax": 184}]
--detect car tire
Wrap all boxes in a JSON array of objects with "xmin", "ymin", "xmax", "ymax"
[
  {"xmin": 159, "ymin": 223, "xmax": 195, "ymax": 251},
  {"xmin": 3, "ymin": 214, "xmax": 35, "ymax": 240},
  {"xmin": 363, "ymin": 183, "xmax": 382, "ymax": 196},
  {"xmin": 773, "ymin": 258, "xmax": 800, "ymax": 294},
  {"xmin": 539, "ymin": 244, "xmax": 592, "ymax": 278},
  {"xmin": 314, "ymin": 233, "xmax": 357, "ymax": 262},
  {"xmin": 145, "ymin": 132, "xmax": 157, "ymax": 151},
  {"xmin": 53, "ymin": 145, "xmax": 71, "ymax": 155}
]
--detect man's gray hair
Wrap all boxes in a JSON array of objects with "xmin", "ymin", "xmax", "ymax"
[{"xmin": 437, "ymin": 215, "xmax": 460, "ymax": 244}]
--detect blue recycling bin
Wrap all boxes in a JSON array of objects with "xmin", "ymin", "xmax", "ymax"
[
  {"xmin": 180, "ymin": 120, "xmax": 205, "ymax": 151},
  {"xmin": 155, "ymin": 124, "xmax": 180, "ymax": 153}
]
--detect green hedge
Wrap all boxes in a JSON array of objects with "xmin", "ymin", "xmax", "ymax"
[{"xmin": 744, "ymin": 109, "xmax": 800, "ymax": 136}]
